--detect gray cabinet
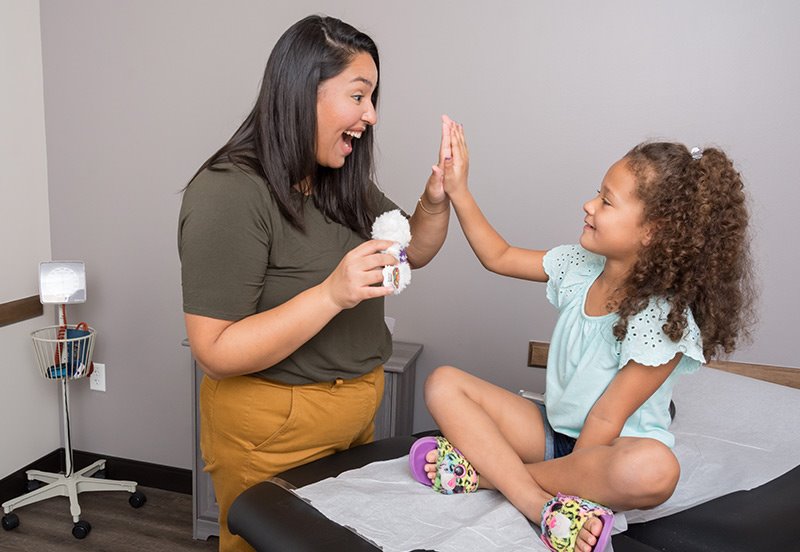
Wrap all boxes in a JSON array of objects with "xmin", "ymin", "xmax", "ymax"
[
  {"xmin": 186, "ymin": 340, "xmax": 422, "ymax": 540},
  {"xmin": 374, "ymin": 341, "xmax": 422, "ymax": 439},
  {"xmin": 188, "ymin": 343, "xmax": 220, "ymax": 540}
]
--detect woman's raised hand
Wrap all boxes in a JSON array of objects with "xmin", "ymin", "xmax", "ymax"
[
  {"xmin": 322, "ymin": 239, "xmax": 397, "ymax": 310},
  {"xmin": 443, "ymin": 117, "xmax": 469, "ymax": 200},
  {"xmin": 422, "ymin": 115, "xmax": 455, "ymax": 206}
]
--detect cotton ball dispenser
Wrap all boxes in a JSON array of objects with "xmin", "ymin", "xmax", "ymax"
[{"xmin": 371, "ymin": 209, "xmax": 412, "ymax": 294}]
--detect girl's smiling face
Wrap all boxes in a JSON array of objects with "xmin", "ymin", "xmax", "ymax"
[
  {"xmin": 315, "ymin": 52, "xmax": 378, "ymax": 169},
  {"xmin": 581, "ymin": 159, "xmax": 650, "ymax": 265}
]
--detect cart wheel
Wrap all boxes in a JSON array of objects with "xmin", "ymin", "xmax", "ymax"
[
  {"xmin": 26, "ymin": 479, "xmax": 44, "ymax": 492},
  {"xmin": 72, "ymin": 520, "xmax": 91, "ymax": 539},
  {"xmin": 2, "ymin": 513, "xmax": 19, "ymax": 531},
  {"xmin": 129, "ymin": 491, "xmax": 147, "ymax": 508}
]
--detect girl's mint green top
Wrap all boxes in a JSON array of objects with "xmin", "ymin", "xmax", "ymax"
[{"xmin": 542, "ymin": 245, "xmax": 705, "ymax": 448}]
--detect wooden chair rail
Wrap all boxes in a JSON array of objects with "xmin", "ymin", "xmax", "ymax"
[
  {"xmin": 528, "ymin": 340, "xmax": 800, "ymax": 389},
  {"xmin": 0, "ymin": 295, "xmax": 43, "ymax": 328}
]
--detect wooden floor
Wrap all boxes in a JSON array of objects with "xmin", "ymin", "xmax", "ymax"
[{"xmin": 0, "ymin": 486, "xmax": 219, "ymax": 552}]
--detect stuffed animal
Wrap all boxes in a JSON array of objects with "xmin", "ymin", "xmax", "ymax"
[{"xmin": 371, "ymin": 209, "xmax": 412, "ymax": 294}]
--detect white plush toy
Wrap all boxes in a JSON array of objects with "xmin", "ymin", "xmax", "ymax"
[{"xmin": 371, "ymin": 209, "xmax": 412, "ymax": 294}]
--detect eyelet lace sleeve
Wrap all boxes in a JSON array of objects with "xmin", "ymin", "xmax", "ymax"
[
  {"xmin": 618, "ymin": 297, "xmax": 705, "ymax": 373},
  {"xmin": 543, "ymin": 245, "xmax": 604, "ymax": 309}
]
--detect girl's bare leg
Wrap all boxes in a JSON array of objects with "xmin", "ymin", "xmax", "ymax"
[
  {"xmin": 424, "ymin": 366, "xmax": 680, "ymax": 550},
  {"xmin": 524, "ymin": 438, "xmax": 679, "ymax": 550},
  {"xmin": 424, "ymin": 366, "xmax": 555, "ymax": 520}
]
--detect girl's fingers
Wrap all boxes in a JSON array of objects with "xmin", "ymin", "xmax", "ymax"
[
  {"xmin": 451, "ymin": 123, "xmax": 468, "ymax": 159},
  {"xmin": 449, "ymin": 124, "xmax": 461, "ymax": 160}
]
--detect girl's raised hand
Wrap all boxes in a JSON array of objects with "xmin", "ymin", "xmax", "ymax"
[
  {"xmin": 322, "ymin": 239, "xmax": 397, "ymax": 310},
  {"xmin": 443, "ymin": 117, "xmax": 469, "ymax": 199}
]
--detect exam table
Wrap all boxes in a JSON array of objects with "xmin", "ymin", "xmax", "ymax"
[
  {"xmin": 229, "ymin": 436, "xmax": 798, "ymax": 551},
  {"xmin": 229, "ymin": 359, "xmax": 800, "ymax": 551}
]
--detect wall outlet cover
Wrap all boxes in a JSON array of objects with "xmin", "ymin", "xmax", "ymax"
[{"xmin": 90, "ymin": 363, "xmax": 106, "ymax": 392}]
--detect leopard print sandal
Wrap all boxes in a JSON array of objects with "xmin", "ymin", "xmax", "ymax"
[
  {"xmin": 540, "ymin": 493, "xmax": 614, "ymax": 552},
  {"xmin": 408, "ymin": 436, "xmax": 479, "ymax": 494}
]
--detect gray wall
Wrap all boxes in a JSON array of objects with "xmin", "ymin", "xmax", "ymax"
[
  {"xmin": 0, "ymin": 0, "xmax": 57, "ymax": 479},
  {"xmin": 13, "ymin": 0, "xmax": 797, "ymax": 474}
]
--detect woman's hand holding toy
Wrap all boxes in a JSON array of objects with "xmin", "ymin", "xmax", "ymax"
[
  {"xmin": 371, "ymin": 210, "xmax": 412, "ymax": 294},
  {"xmin": 323, "ymin": 239, "xmax": 397, "ymax": 309}
]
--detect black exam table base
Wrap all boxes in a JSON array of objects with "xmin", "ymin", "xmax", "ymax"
[{"xmin": 229, "ymin": 436, "xmax": 798, "ymax": 552}]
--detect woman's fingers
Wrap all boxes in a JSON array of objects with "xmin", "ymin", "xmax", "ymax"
[
  {"xmin": 439, "ymin": 114, "xmax": 454, "ymax": 165},
  {"xmin": 325, "ymin": 240, "xmax": 398, "ymax": 309},
  {"xmin": 350, "ymin": 240, "xmax": 397, "ymax": 278},
  {"xmin": 354, "ymin": 238, "xmax": 395, "ymax": 256}
]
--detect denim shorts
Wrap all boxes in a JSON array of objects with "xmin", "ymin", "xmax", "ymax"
[{"xmin": 535, "ymin": 402, "xmax": 577, "ymax": 460}]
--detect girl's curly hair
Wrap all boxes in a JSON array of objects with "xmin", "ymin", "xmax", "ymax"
[{"xmin": 613, "ymin": 142, "xmax": 757, "ymax": 360}]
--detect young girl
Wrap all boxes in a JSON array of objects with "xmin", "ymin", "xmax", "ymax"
[{"xmin": 408, "ymin": 120, "xmax": 754, "ymax": 552}]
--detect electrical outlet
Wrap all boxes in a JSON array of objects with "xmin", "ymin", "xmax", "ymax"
[{"xmin": 90, "ymin": 363, "xmax": 106, "ymax": 392}]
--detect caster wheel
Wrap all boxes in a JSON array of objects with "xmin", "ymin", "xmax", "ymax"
[
  {"xmin": 72, "ymin": 520, "xmax": 91, "ymax": 539},
  {"xmin": 129, "ymin": 491, "xmax": 147, "ymax": 508},
  {"xmin": 92, "ymin": 469, "xmax": 107, "ymax": 479},
  {"xmin": 26, "ymin": 479, "xmax": 44, "ymax": 492},
  {"xmin": 2, "ymin": 513, "xmax": 19, "ymax": 531}
]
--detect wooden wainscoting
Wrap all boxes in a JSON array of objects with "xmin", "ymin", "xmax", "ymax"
[
  {"xmin": 0, "ymin": 295, "xmax": 43, "ymax": 328},
  {"xmin": 528, "ymin": 341, "xmax": 800, "ymax": 389}
]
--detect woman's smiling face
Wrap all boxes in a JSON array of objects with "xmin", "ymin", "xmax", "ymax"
[{"xmin": 315, "ymin": 52, "xmax": 378, "ymax": 169}]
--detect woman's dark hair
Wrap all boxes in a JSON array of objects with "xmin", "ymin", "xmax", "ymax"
[
  {"xmin": 190, "ymin": 15, "xmax": 381, "ymax": 237},
  {"xmin": 614, "ymin": 142, "xmax": 757, "ymax": 360}
]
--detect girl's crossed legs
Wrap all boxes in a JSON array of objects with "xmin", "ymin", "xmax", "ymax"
[{"xmin": 423, "ymin": 366, "xmax": 680, "ymax": 552}]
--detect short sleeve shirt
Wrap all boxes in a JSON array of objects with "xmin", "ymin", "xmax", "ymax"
[
  {"xmin": 178, "ymin": 163, "xmax": 401, "ymax": 384},
  {"xmin": 542, "ymin": 244, "xmax": 705, "ymax": 447}
]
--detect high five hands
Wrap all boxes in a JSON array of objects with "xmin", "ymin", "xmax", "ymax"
[
  {"xmin": 425, "ymin": 114, "xmax": 469, "ymax": 203},
  {"xmin": 440, "ymin": 115, "xmax": 469, "ymax": 201},
  {"xmin": 323, "ymin": 114, "xmax": 469, "ymax": 311}
]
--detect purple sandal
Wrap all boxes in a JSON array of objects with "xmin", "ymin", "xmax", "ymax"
[
  {"xmin": 540, "ymin": 492, "xmax": 614, "ymax": 551},
  {"xmin": 408, "ymin": 436, "xmax": 479, "ymax": 494}
]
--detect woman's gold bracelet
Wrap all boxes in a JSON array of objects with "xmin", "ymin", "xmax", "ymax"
[{"xmin": 418, "ymin": 196, "xmax": 449, "ymax": 215}]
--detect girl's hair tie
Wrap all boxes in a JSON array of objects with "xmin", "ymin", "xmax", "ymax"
[{"xmin": 690, "ymin": 146, "xmax": 703, "ymax": 160}]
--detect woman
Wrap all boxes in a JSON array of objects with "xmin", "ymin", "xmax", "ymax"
[{"xmin": 178, "ymin": 15, "xmax": 450, "ymax": 551}]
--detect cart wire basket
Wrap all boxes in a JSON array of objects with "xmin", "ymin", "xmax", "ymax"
[
  {"xmin": 31, "ymin": 324, "xmax": 96, "ymax": 380},
  {"xmin": 3, "ymin": 320, "xmax": 144, "ymax": 538}
]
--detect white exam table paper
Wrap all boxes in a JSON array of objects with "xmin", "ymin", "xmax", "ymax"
[
  {"xmin": 295, "ymin": 367, "xmax": 799, "ymax": 551},
  {"xmin": 297, "ymin": 456, "xmax": 554, "ymax": 551},
  {"xmin": 626, "ymin": 366, "xmax": 800, "ymax": 522}
]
